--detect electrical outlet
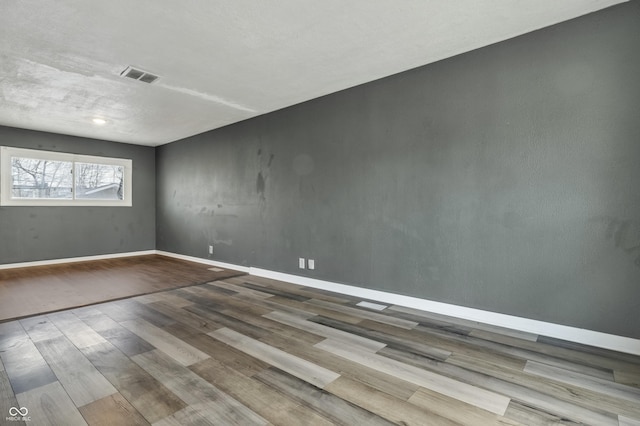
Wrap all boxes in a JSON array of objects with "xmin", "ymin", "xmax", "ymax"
[
  {"xmin": 308, "ymin": 259, "xmax": 315, "ymax": 270},
  {"xmin": 298, "ymin": 258, "xmax": 306, "ymax": 269},
  {"xmin": 208, "ymin": 245, "xmax": 214, "ymax": 255}
]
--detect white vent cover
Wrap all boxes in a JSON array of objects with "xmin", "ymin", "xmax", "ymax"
[{"xmin": 120, "ymin": 66, "xmax": 159, "ymax": 84}]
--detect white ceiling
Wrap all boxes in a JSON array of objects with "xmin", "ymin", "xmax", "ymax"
[{"xmin": 0, "ymin": 0, "xmax": 626, "ymax": 147}]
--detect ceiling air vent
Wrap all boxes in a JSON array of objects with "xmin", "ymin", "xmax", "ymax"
[{"xmin": 120, "ymin": 66, "xmax": 159, "ymax": 84}]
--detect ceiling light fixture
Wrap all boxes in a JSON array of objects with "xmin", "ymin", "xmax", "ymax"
[{"xmin": 92, "ymin": 118, "xmax": 107, "ymax": 125}]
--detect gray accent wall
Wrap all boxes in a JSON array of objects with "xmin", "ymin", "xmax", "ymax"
[
  {"xmin": 157, "ymin": 3, "xmax": 640, "ymax": 338},
  {"xmin": 0, "ymin": 126, "xmax": 155, "ymax": 263}
]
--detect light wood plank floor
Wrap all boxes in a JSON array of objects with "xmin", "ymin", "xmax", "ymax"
[{"xmin": 1, "ymin": 272, "xmax": 639, "ymax": 425}]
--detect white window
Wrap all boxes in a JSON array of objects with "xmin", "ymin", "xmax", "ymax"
[{"xmin": 0, "ymin": 147, "xmax": 132, "ymax": 206}]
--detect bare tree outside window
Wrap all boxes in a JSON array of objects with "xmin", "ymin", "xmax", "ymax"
[
  {"xmin": 11, "ymin": 157, "xmax": 73, "ymax": 199},
  {"xmin": 75, "ymin": 162, "xmax": 124, "ymax": 200}
]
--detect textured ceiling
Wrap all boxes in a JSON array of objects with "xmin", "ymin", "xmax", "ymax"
[{"xmin": 0, "ymin": 0, "xmax": 626, "ymax": 146}]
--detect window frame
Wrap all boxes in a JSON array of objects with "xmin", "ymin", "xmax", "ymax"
[{"xmin": 0, "ymin": 146, "xmax": 132, "ymax": 207}]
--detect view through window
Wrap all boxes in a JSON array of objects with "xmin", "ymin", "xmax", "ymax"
[{"xmin": 0, "ymin": 147, "xmax": 132, "ymax": 206}]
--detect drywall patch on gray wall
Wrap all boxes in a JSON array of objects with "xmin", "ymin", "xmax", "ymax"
[
  {"xmin": 0, "ymin": 126, "xmax": 155, "ymax": 263},
  {"xmin": 157, "ymin": 2, "xmax": 640, "ymax": 338}
]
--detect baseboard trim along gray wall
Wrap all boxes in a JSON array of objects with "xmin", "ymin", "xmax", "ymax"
[
  {"xmin": 0, "ymin": 126, "xmax": 156, "ymax": 264},
  {"xmin": 156, "ymin": 2, "xmax": 640, "ymax": 339},
  {"xmin": 160, "ymin": 250, "xmax": 640, "ymax": 356},
  {"xmin": 0, "ymin": 250, "xmax": 157, "ymax": 270}
]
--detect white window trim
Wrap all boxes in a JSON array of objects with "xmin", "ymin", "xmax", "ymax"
[{"xmin": 0, "ymin": 146, "xmax": 132, "ymax": 207}]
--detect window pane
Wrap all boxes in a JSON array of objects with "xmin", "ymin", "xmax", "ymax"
[
  {"xmin": 11, "ymin": 157, "xmax": 73, "ymax": 199},
  {"xmin": 75, "ymin": 162, "xmax": 124, "ymax": 200}
]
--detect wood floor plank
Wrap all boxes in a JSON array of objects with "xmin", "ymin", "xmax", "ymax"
[
  {"xmin": 239, "ymin": 275, "xmax": 354, "ymax": 305},
  {"xmin": 524, "ymin": 360, "xmax": 640, "ymax": 403},
  {"xmin": 78, "ymin": 393, "xmax": 150, "ymax": 426},
  {"xmin": 176, "ymin": 333, "xmax": 271, "ymax": 377},
  {"xmin": 1, "ymin": 337, "xmax": 58, "ymax": 394},
  {"xmin": 228, "ymin": 292, "xmax": 318, "ymax": 319},
  {"xmin": 100, "ymin": 299, "xmax": 169, "ymax": 326},
  {"xmin": 310, "ymin": 315, "xmax": 452, "ymax": 361},
  {"xmin": 471, "ymin": 330, "xmax": 617, "ymax": 381},
  {"xmin": 450, "ymin": 354, "xmax": 640, "ymax": 421},
  {"xmin": 260, "ymin": 331, "xmax": 420, "ymax": 401},
  {"xmin": 615, "ymin": 370, "xmax": 640, "ymax": 388},
  {"xmin": 470, "ymin": 328, "xmax": 547, "ymax": 346},
  {"xmin": 408, "ymin": 386, "xmax": 522, "ymax": 425},
  {"xmin": 537, "ymin": 335, "xmax": 640, "ymax": 367},
  {"xmin": 359, "ymin": 319, "xmax": 536, "ymax": 372},
  {"xmin": 324, "ymin": 376, "xmax": 458, "ymax": 426},
  {"xmin": 415, "ymin": 318, "xmax": 640, "ymax": 377},
  {"xmin": 96, "ymin": 300, "xmax": 140, "ymax": 322},
  {"xmin": 209, "ymin": 280, "xmax": 274, "ymax": 299},
  {"xmin": 1, "ymin": 369, "xmax": 22, "ymax": 426},
  {"xmin": 220, "ymin": 304, "xmax": 324, "ymax": 346},
  {"xmin": 160, "ymin": 322, "xmax": 202, "ymax": 341},
  {"xmin": 146, "ymin": 300, "xmax": 220, "ymax": 334},
  {"xmin": 264, "ymin": 310, "xmax": 387, "ymax": 352},
  {"xmin": 153, "ymin": 401, "xmax": 267, "ymax": 426},
  {"xmin": 191, "ymin": 358, "xmax": 337, "ymax": 426},
  {"xmin": 120, "ymin": 318, "xmax": 210, "ymax": 366},
  {"xmin": 47, "ymin": 311, "xmax": 108, "ymax": 349},
  {"xmin": 34, "ymin": 335, "xmax": 117, "ymax": 407},
  {"xmin": 80, "ymin": 342, "xmax": 186, "ymax": 423},
  {"xmin": 307, "ymin": 298, "xmax": 419, "ymax": 329},
  {"xmin": 388, "ymin": 304, "xmax": 539, "ymax": 341},
  {"xmin": 261, "ymin": 294, "xmax": 366, "ymax": 325},
  {"xmin": 96, "ymin": 325, "xmax": 156, "ymax": 357},
  {"xmin": 503, "ymin": 401, "xmax": 582, "ymax": 426},
  {"xmin": 183, "ymin": 303, "xmax": 272, "ymax": 340},
  {"xmin": 208, "ymin": 327, "xmax": 340, "ymax": 389},
  {"xmin": 187, "ymin": 286, "xmax": 272, "ymax": 317},
  {"xmin": 171, "ymin": 287, "xmax": 227, "ymax": 311},
  {"xmin": 16, "ymin": 381, "xmax": 87, "ymax": 426},
  {"xmin": 73, "ymin": 307, "xmax": 121, "ymax": 331},
  {"xmin": 412, "ymin": 321, "xmax": 616, "ymax": 380},
  {"xmin": 619, "ymin": 415, "xmax": 640, "ymax": 426},
  {"xmin": 254, "ymin": 367, "xmax": 397, "ymax": 426},
  {"xmin": 19, "ymin": 315, "xmax": 63, "ymax": 342},
  {"xmin": 133, "ymin": 291, "xmax": 193, "ymax": 308},
  {"xmin": 316, "ymin": 338, "xmax": 512, "ymax": 416},
  {"xmin": 117, "ymin": 299, "xmax": 178, "ymax": 328},
  {"xmin": 446, "ymin": 353, "xmax": 623, "ymax": 425},
  {"xmin": 240, "ymin": 282, "xmax": 311, "ymax": 302},
  {"xmin": 132, "ymin": 349, "xmax": 268, "ymax": 425},
  {"xmin": 0, "ymin": 320, "xmax": 30, "ymax": 351}
]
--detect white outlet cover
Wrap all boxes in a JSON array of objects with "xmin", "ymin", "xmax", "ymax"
[
  {"xmin": 298, "ymin": 258, "xmax": 306, "ymax": 269},
  {"xmin": 308, "ymin": 259, "xmax": 315, "ymax": 270}
]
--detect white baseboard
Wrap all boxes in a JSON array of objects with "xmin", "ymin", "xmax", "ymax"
[
  {"xmin": 0, "ymin": 250, "xmax": 156, "ymax": 270},
  {"xmin": 249, "ymin": 267, "xmax": 640, "ymax": 356},
  {"xmin": 3, "ymin": 250, "xmax": 638, "ymax": 355},
  {"xmin": 155, "ymin": 251, "xmax": 251, "ymax": 273}
]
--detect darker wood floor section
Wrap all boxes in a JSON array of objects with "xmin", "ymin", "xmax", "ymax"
[
  {"xmin": 1, "ymin": 272, "xmax": 639, "ymax": 425},
  {"xmin": 0, "ymin": 255, "xmax": 244, "ymax": 322}
]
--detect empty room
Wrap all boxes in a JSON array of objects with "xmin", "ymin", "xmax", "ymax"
[{"xmin": 1, "ymin": 1, "xmax": 639, "ymax": 425}]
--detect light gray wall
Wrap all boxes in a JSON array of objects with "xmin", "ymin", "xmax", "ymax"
[
  {"xmin": 157, "ymin": 2, "xmax": 640, "ymax": 338},
  {"xmin": 0, "ymin": 126, "xmax": 155, "ymax": 263}
]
